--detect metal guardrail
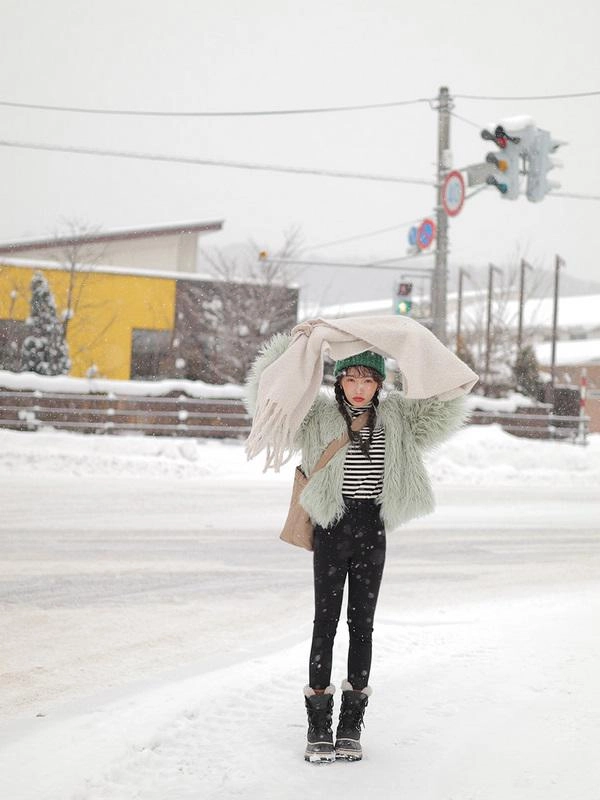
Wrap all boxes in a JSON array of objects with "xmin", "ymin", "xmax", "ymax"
[{"xmin": 469, "ymin": 409, "xmax": 590, "ymax": 444}]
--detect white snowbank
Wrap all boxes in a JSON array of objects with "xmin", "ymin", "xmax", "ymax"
[
  {"xmin": 0, "ymin": 369, "xmax": 245, "ymax": 399},
  {"xmin": 0, "ymin": 423, "xmax": 598, "ymax": 488},
  {"xmin": 465, "ymin": 391, "xmax": 536, "ymax": 413},
  {"xmin": 428, "ymin": 424, "xmax": 600, "ymax": 488}
]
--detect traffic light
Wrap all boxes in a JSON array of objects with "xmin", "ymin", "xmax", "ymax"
[
  {"xmin": 481, "ymin": 124, "xmax": 524, "ymax": 200},
  {"xmin": 526, "ymin": 128, "xmax": 562, "ymax": 202},
  {"xmin": 480, "ymin": 118, "xmax": 563, "ymax": 203},
  {"xmin": 394, "ymin": 281, "xmax": 413, "ymax": 315}
]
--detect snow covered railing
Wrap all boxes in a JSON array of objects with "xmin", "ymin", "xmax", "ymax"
[
  {"xmin": 0, "ymin": 389, "xmax": 251, "ymax": 439},
  {"xmin": 0, "ymin": 369, "xmax": 245, "ymax": 400}
]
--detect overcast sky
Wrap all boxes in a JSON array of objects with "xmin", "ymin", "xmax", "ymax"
[{"xmin": 1, "ymin": 0, "xmax": 600, "ymax": 308}]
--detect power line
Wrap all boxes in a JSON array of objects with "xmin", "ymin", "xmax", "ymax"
[
  {"xmin": 0, "ymin": 138, "xmax": 435, "ymax": 186},
  {"xmin": 0, "ymin": 96, "xmax": 434, "ymax": 118},
  {"xmin": 454, "ymin": 90, "xmax": 600, "ymax": 102},
  {"xmin": 0, "ymin": 138, "xmax": 436, "ymax": 186},
  {"xmin": 260, "ymin": 254, "xmax": 435, "ymax": 271},
  {"xmin": 3, "ymin": 89, "xmax": 598, "ymax": 117},
  {"xmin": 449, "ymin": 110, "xmax": 482, "ymax": 130},
  {"xmin": 306, "ymin": 219, "xmax": 422, "ymax": 251},
  {"xmin": 551, "ymin": 191, "xmax": 600, "ymax": 201}
]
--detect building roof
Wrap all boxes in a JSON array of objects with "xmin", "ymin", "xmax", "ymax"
[
  {"xmin": 0, "ymin": 219, "xmax": 224, "ymax": 254},
  {"xmin": 535, "ymin": 338, "xmax": 600, "ymax": 366}
]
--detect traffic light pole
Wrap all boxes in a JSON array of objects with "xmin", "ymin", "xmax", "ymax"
[{"xmin": 432, "ymin": 86, "xmax": 451, "ymax": 344}]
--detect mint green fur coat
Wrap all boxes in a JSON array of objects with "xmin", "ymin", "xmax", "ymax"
[{"xmin": 245, "ymin": 332, "xmax": 469, "ymax": 533}]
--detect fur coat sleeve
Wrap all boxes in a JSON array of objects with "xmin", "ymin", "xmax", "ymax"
[{"xmin": 385, "ymin": 393, "xmax": 470, "ymax": 449}]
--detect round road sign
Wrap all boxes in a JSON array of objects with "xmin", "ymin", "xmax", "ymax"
[
  {"xmin": 417, "ymin": 218, "xmax": 436, "ymax": 250},
  {"xmin": 442, "ymin": 170, "xmax": 465, "ymax": 217},
  {"xmin": 408, "ymin": 226, "xmax": 418, "ymax": 246}
]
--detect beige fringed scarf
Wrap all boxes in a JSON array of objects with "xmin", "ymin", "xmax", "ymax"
[{"xmin": 245, "ymin": 315, "xmax": 478, "ymax": 471}]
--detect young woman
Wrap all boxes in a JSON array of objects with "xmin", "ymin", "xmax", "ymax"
[{"xmin": 245, "ymin": 336, "xmax": 469, "ymax": 764}]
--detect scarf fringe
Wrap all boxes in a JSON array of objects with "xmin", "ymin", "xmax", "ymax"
[{"xmin": 245, "ymin": 398, "xmax": 296, "ymax": 472}]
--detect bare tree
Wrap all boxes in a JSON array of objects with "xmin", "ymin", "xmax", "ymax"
[
  {"xmin": 44, "ymin": 218, "xmax": 122, "ymax": 376},
  {"xmin": 50, "ymin": 217, "xmax": 108, "ymax": 341},
  {"xmin": 454, "ymin": 249, "xmax": 549, "ymax": 391},
  {"xmin": 185, "ymin": 228, "xmax": 303, "ymax": 384}
]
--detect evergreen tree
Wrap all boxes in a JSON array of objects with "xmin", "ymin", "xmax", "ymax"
[
  {"xmin": 513, "ymin": 345, "xmax": 539, "ymax": 397},
  {"xmin": 456, "ymin": 336, "xmax": 477, "ymax": 373},
  {"xmin": 20, "ymin": 272, "xmax": 70, "ymax": 375}
]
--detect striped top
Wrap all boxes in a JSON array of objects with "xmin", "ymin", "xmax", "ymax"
[{"xmin": 341, "ymin": 403, "xmax": 386, "ymax": 499}]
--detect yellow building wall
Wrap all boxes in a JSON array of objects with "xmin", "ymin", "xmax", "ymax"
[{"xmin": 0, "ymin": 263, "xmax": 176, "ymax": 379}]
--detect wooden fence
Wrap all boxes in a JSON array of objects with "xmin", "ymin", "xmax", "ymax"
[
  {"xmin": 0, "ymin": 390, "xmax": 589, "ymax": 443},
  {"xmin": 0, "ymin": 390, "xmax": 251, "ymax": 438}
]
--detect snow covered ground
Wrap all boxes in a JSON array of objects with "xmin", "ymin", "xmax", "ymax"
[{"xmin": 1, "ymin": 425, "xmax": 600, "ymax": 799}]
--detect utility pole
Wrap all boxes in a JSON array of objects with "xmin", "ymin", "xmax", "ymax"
[
  {"xmin": 432, "ymin": 86, "xmax": 451, "ymax": 344},
  {"xmin": 517, "ymin": 258, "xmax": 533, "ymax": 354},
  {"xmin": 456, "ymin": 267, "xmax": 470, "ymax": 354},
  {"xmin": 485, "ymin": 263, "xmax": 503, "ymax": 393},
  {"xmin": 550, "ymin": 254, "xmax": 564, "ymax": 391}
]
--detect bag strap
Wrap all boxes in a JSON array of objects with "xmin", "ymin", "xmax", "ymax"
[{"xmin": 309, "ymin": 410, "xmax": 370, "ymax": 478}]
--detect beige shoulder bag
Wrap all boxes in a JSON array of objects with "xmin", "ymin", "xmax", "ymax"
[{"xmin": 279, "ymin": 411, "xmax": 370, "ymax": 551}]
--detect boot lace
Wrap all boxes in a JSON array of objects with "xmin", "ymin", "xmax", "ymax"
[
  {"xmin": 341, "ymin": 697, "xmax": 368, "ymax": 732},
  {"xmin": 306, "ymin": 700, "xmax": 333, "ymax": 735}
]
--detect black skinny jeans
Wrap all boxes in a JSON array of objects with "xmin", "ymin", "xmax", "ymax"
[{"xmin": 309, "ymin": 497, "xmax": 386, "ymax": 691}]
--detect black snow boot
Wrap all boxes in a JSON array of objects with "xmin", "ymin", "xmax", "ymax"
[
  {"xmin": 334, "ymin": 679, "xmax": 372, "ymax": 761},
  {"xmin": 303, "ymin": 684, "xmax": 336, "ymax": 763}
]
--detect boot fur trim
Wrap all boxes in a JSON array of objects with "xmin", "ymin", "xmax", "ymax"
[
  {"xmin": 304, "ymin": 683, "xmax": 335, "ymax": 697},
  {"xmin": 341, "ymin": 679, "xmax": 372, "ymax": 696}
]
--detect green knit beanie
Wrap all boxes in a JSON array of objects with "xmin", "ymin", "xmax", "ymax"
[{"xmin": 334, "ymin": 350, "xmax": 386, "ymax": 380}]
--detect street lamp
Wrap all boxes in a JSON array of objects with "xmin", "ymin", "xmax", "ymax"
[
  {"xmin": 550, "ymin": 255, "xmax": 565, "ymax": 392},
  {"xmin": 485, "ymin": 263, "xmax": 503, "ymax": 394},
  {"xmin": 456, "ymin": 267, "xmax": 471, "ymax": 355},
  {"xmin": 517, "ymin": 258, "xmax": 534, "ymax": 354}
]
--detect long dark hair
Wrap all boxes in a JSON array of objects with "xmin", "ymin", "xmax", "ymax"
[{"xmin": 334, "ymin": 365, "xmax": 382, "ymax": 459}]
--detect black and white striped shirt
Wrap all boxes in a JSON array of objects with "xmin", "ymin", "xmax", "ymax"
[{"xmin": 341, "ymin": 403, "xmax": 386, "ymax": 499}]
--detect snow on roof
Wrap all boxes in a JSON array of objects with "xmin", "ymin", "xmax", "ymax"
[
  {"xmin": 309, "ymin": 290, "xmax": 600, "ymax": 332},
  {"xmin": 446, "ymin": 291, "xmax": 600, "ymax": 331},
  {"xmin": 487, "ymin": 294, "xmax": 600, "ymax": 332},
  {"xmin": 0, "ymin": 256, "xmax": 217, "ymax": 282},
  {"xmin": 0, "ymin": 219, "xmax": 224, "ymax": 254},
  {"xmin": 535, "ymin": 338, "xmax": 600, "ymax": 366}
]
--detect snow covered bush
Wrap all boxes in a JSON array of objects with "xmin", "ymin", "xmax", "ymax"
[
  {"xmin": 513, "ymin": 344, "xmax": 540, "ymax": 398},
  {"xmin": 20, "ymin": 272, "xmax": 71, "ymax": 376}
]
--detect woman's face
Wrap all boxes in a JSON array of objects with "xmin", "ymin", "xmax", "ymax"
[{"xmin": 339, "ymin": 367, "xmax": 380, "ymax": 407}]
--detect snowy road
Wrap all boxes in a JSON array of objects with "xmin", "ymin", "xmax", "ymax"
[{"xmin": 1, "ymin": 428, "xmax": 600, "ymax": 799}]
